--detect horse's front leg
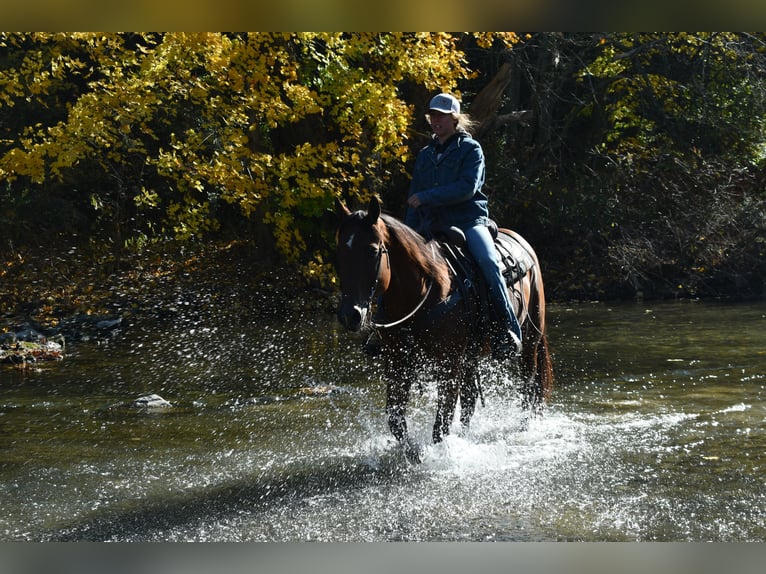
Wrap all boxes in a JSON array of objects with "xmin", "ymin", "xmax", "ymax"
[
  {"xmin": 433, "ymin": 359, "xmax": 462, "ymax": 443},
  {"xmin": 385, "ymin": 364, "xmax": 421, "ymax": 464}
]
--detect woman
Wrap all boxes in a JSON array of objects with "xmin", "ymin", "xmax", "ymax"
[{"xmin": 405, "ymin": 92, "xmax": 522, "ymax": 358}]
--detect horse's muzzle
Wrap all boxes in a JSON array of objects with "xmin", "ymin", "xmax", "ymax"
[{"xmin": 337, "ymin": 304, "xmax": 367, "ymax": 332}]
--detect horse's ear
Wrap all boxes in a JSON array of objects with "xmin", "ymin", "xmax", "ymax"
[
  {"xmin": 364, "ymin": 196, "xmax": 381, "ymax": 225},
  {"xmin": 334, "ymin": 196, "xmax": 351, "ymax": 217}
]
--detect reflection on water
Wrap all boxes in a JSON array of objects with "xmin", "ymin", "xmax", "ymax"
[{"xmin": 1, "ymin": 298, "xmax": 765, "ymax": 541}]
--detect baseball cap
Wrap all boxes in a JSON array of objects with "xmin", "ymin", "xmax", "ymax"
[{"xmin": 428, "ymin": 93, "xmax": 460, "ymax": 115}]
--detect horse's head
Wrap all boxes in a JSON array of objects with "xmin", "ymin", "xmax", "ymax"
[{"xmin": 334, "ymin": 196, "xmax": 390, "ymax": 331}]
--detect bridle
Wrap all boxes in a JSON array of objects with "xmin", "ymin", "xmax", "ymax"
[{"xmin": 365, "ymin": 239, "xmax": 433, "ymax": 329}]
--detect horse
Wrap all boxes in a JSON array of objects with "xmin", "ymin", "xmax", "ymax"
[{"xmin": 334, "ymin": 196, "xmax": 553, "ymax": 463}]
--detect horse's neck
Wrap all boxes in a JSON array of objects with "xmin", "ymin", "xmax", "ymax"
[{"xmin": 383, "ymin": 238, "xmax": 445, "ymax": 313}]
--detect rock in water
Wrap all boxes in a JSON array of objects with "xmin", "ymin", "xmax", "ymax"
[
  {"xmin": 0, "ymin": 339, "xmax": 64, "ymax": 363},
  {"xmin": 95, "ymin": 318, "xmax": 122, "ymax": 330},
  {"xmin": 132, "ymin": 394, "xmax": 172, "ymax": 409}
]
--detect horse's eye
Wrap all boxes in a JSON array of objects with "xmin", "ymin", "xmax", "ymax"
[{"xmin": 368, "ymin": 245, "xmax": 379, "ymax": 256}]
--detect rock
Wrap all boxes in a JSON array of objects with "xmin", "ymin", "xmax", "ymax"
[
  {"xmin": 296, "ymin": 384, "xmax": 344, "ymax": 397},
  {"xmin": 132, "ymin": 394, "xmax": 172, "ymax": 409},
  {"xmin": 0, "ymin": 332, "xmax": 17, "ymax": 345},
  {"xmin": 95, "ymin": 318, "xmax": 122, "ymax": 330},
  {"xmin": 15, "ymin": 326, "xmax": 45, "ymax": 342},
  {"xmin": 54, "ymin": 314, "xmax": 124, "ymax": 342},
  {"xmin": 0, "ymin": 339, "xmax": 64, "ymax": 364}
]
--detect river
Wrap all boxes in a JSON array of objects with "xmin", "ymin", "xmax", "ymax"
[{"xmin": 1, "ymin": 297, "xmax": 765, "ymax": 541}]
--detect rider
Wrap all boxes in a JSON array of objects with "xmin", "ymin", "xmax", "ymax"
[{"xmin": 404, "ymin": 92, "xmax": 522, "ymax": 358}]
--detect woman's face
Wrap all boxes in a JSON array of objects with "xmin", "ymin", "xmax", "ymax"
[{"xmin": 428, "ymin": 111, "xmax": 457, "ymax": 142}]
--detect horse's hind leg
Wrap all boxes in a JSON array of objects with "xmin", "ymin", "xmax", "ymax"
[
  {"xmin": 433, "ymin": 356, "xmax": 466, "ymax": 443},
  {"xmin": 518, "ymin": 336, "xmax": 546, "ymax": 419},
  {"xmin": 433, "ymin": 377, "xmax": 459, "ymax": 444},
  {"xmin": 520, "ymin": 379, "xmax": 544, "ymax": 414}
]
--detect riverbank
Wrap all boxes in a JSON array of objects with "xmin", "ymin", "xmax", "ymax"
[
  {"xmin": 2, "ymin": 234, "xmax": 761, "ymax": 345},
  {"xmin": 0, "ymin": 238, "xmax": 333, "ymax": 344}
]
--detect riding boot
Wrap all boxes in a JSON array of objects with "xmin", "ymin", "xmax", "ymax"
[
  {"xmin": 491, "ymin": 326, "xmax": 522, "ymax": 361},
  {"xmin": 487, "ymin": 285, "xmax": 522, "ymax": 360}
]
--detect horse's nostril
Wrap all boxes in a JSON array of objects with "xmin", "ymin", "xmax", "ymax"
[{"xmin": 337, "ymin": 305, "xmax": 365, "ymax": 331}]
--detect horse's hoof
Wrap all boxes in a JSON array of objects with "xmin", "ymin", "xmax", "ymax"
[{"xmin": 403, "ymin": 440, "xmax": 423, "ymax": 464}]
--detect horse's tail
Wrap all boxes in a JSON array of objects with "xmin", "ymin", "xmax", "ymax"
[
  {"xmin": 535, "ymin": 320, "xmax": 554, "ymax": 403},
  {"xmin": 525, "ymin": 249, "xmax": 553, "ymax": 410},
  {"xmin": 533, "ymin": 260, "xmax": 553, "ymax": 402},
  {"xmin": 502, "ymin": 229, "xmax": 553, "ymax": 410}
]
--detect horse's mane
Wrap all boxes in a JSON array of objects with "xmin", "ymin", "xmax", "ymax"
[{"xmin": 379, "ymin": 213, "xmax": 449, "ymax": 286}]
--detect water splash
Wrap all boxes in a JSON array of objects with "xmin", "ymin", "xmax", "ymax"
[{"xmin": 5, "ymin": 300, "xmax": 766, "ymax": 541}]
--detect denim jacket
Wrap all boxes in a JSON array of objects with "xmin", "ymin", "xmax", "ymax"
[{"xmin": 405, "ymin": 131, "xmax": 489, "ymax": 236}]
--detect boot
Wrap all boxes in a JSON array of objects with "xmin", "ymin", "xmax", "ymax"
[{"xmin": 491, "ymin": 327, "xmax": 522, "ymax": 361}]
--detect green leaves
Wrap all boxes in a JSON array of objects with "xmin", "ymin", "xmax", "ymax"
[{"xmin": 586, "ymin": 33, "xmax": 766, "ymax": 165}]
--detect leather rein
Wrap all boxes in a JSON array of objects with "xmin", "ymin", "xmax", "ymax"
[{"xmin": 366, "ymin": 240, "xmax": 434, "ymax": 329}]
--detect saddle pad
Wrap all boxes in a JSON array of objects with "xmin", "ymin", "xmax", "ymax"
[
  {"xmin": 495, "ymin": 231, "xmax": 535, "ymax": 286},
  {"xmin": 437, "ymin": 229, "xmax": 535, "ymax": 289}
]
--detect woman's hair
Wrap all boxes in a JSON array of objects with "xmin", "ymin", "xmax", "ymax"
[{"xmin": 454, "ymin": 112, "xmax": 479, "ymax": 136}]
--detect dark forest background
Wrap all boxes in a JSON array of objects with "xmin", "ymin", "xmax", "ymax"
[{"xmin": 1, "ymin": 33, "xmax": 764, "ymax": 325}]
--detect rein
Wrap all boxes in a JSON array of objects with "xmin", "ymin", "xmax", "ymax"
[{"xmin": 367, "ymin": 240, "xmax": 434, "ymax": 330}]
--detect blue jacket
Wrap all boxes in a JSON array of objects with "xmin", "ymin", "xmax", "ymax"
[{"xmin": 405, "ymin": 131, "xmax": 489, "ymax": 235}]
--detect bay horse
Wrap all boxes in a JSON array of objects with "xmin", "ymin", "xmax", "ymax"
[{"xmin": 335, "ymin": 196, "xmax": 552, "ymax": 463}]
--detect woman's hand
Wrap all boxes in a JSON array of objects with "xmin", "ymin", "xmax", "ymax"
[{"xmin": 407, "ymin": 194, "xmax": 422, "ymax": 209}]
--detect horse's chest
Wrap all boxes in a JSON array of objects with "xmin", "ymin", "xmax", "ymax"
[{"xmin": 381, "ymin": 318, "xmax": 469, "ymax": 359}]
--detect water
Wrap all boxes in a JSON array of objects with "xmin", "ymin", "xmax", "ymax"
[{"xmin": 1, "ymin": 297, "xmax": 765, "ymax": 541}]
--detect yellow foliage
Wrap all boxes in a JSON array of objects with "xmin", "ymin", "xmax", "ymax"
[{"xmin": 0, "ymin": 32, "xmax": 517, "ymax": 265}]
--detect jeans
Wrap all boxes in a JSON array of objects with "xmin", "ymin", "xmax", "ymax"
[{"xmin": 464, "ymin": 223, "xmax": 522, "ymax": 340}]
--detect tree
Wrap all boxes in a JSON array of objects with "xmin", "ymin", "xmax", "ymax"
[{"xmin": 476, "ymin": 32, "xmax": 766, "ymax": 298}]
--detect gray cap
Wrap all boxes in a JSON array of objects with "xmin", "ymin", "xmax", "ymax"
[{"xmin": 428, "ymin": 93, "xmax": 460, "ymax": 114}]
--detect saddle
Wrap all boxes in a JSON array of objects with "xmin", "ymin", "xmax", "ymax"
[{"xmin": 433, "ymin": 223, "xmax": 535, "ymax": 292}]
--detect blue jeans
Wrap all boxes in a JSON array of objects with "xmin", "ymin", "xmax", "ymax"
[{"xmin": 464, "ymin": 223, "xmax": 522, "ymax": 340}]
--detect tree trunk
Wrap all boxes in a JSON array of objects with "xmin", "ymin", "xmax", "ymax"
[{"xmin": 471, "ymin": 62, "xmax": 532, "ymax": 139}]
